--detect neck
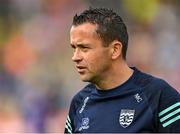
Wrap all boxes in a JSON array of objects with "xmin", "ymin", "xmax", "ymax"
[{"xmin": 95, "ymin": 61, "xmax": 133, "ymax": 90}]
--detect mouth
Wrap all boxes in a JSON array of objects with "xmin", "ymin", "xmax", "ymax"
[{"xmin": 76, "ymin": 66, "xmax": 87, "ymax": 73}]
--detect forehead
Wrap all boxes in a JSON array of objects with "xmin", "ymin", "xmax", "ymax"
[{"xmin": 70, "ymin": 23, "xmax": 99, "ymax": 39}]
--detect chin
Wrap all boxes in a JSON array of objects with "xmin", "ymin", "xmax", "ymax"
[
  {"xmin": 81, "ymin": 78, "xmax": 90, "ymax": 82},
  {"xmin": 80, "ymin": 75, "xmax": 92, "ymax": 82}
]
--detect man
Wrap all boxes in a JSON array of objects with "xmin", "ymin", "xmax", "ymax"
[{"xmin": 64, "ymin": 8, "xmax": 180, "ymax": 133}]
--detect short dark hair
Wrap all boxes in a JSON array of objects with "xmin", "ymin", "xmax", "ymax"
[{"xmin": 72, "ymin": 7, "xmax": 128, "ymax": 59}]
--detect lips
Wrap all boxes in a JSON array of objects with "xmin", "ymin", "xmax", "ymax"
[{"xmin": 76, "ymin": 66, "xmax": 86, "ymax": 73}]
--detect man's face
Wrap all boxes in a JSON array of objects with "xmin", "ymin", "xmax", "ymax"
[{"xmin": 70, "ymin": 23, "xmax": 113, "ymax": 83}]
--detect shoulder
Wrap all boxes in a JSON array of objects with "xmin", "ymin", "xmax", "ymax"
[
  {"xmin": 143, "ymin": 75, "xmax": 179, "ymax": 108},
  {"xmin": 133, "ymin": 68, "xmax": 178, "ymax": 96},
  {"xmin": 143, "ymin": 73, "xmax": 179, "ymax": 98},
  {"xmin": 135, "ymin": 69, "xmax": 180, "ymax": 131},
  {"xmin": 134, "ymin": 68, "xmax": 179, "ymax": 109},
  {"xmin": 70, "ymin": 83, "xmax": 94, "ymax": 106}
]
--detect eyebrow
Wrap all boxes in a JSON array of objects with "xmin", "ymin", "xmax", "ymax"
[{"xmin": 70, "ymin": 43, "xmax": 89, "ymax": 48}]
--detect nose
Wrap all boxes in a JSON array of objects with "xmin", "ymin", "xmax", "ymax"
[{"xmin": 72, "ymin": 49, "xmax": 83, "ymax": 62}]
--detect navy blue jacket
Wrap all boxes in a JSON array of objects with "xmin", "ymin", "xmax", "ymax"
[{"xmin": 65, "ymin": 67, "xmax": 180, "ymax": 133}]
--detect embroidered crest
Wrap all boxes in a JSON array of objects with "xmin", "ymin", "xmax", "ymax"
[{"xmin": 119, "ymin": 109, "xmax": 135, "ymax": 128}]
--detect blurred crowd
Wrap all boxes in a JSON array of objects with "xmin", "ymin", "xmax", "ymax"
[{"xmin": 0, "ymin": 0, "xmax": 179, "ymax": 132}]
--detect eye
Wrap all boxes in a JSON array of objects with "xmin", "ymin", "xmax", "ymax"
[
  {"xmin": 70, "ymin": 44, "xmax": 76, "ymax": 52},
  {"xmin": 70, "ymin": 44, "xmax": 75, "ymax": 49},
  {"xmin": 80, "ymin": 46, "xmax": 89, "ymax": 52}
]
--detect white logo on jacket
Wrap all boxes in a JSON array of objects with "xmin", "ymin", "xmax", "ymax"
[
  {"xmin": 79, "ymin": 97, "xmax": 89, "ymax": 113},
  {"xmin": 134, "ymin": 93, "xmax": 143, "ymax": 103},
  {"xmin": 79, "ymin": 117, "xmax": 89, "ymax": 131},
  {"xmin": 119, "ymin": 109, "xmax": 135, "ymax": 128}
]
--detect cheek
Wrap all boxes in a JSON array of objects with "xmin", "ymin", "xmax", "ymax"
[{"xmin": 86, "ymin": 52, "xmax": 110, "ymax": 72}]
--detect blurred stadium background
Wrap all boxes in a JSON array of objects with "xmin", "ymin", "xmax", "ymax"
[{"xmin": 0, "ymin": 0, "xmax": 179, "ymax": 132}]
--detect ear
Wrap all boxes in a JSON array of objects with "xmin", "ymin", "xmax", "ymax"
[{"xmin": 110, "ymin": 40, "xmax": 122, "ymax": 60}]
